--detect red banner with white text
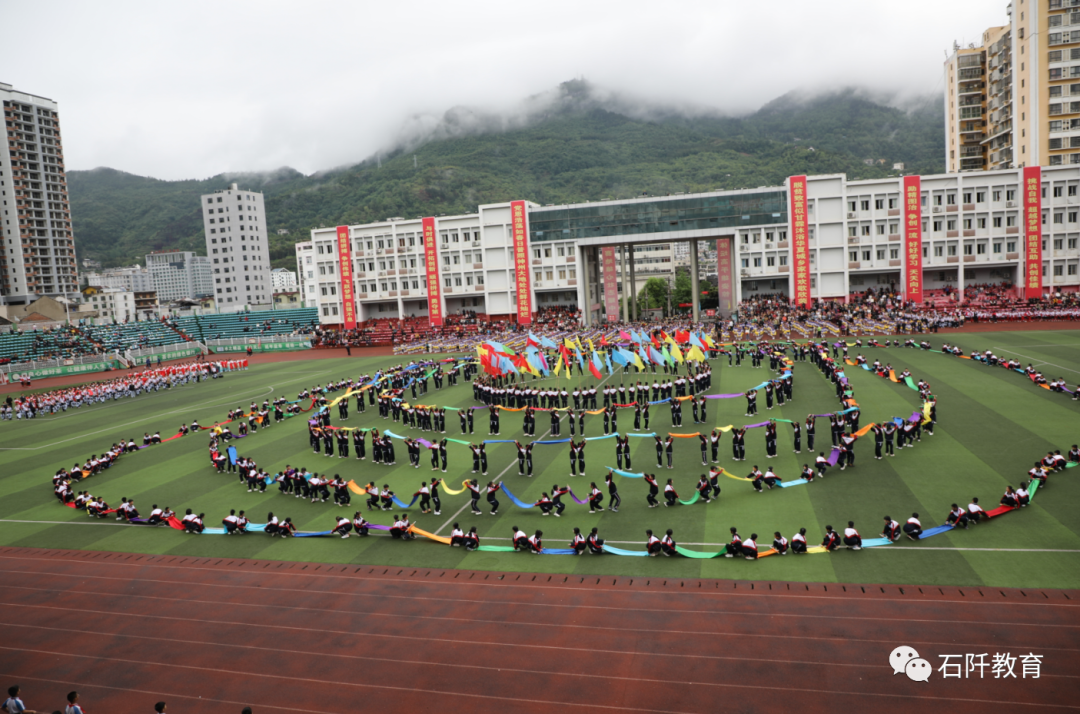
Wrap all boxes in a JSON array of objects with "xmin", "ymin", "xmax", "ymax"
[
  {"xmin": 788, "ymin": 175, "xmax": 810, "ymax": 308},
  {"xmin": 1023, "ymin": 166, "xmax": 1043, "ymax": 299},
  {"xmin": 716, "ymin": 237, "xmax": 734, "ymax": 315},
  {"xmin": 903, "ymin": 176, "xmax": 923, "ymax": 304},
  {"xmin": 422, "ymin": 217, "xmax": 443, "ymax": 327},
  {"xmin": 511, "ymin": 200, "xmax": 532, "ymax": 324},
  {"xmin": 601, "ymin": 246, "xmax": 619, "ymax": 321},
  {"xmin": 335, "ymin": 226, "xmax": 357, "ymax": 329}
]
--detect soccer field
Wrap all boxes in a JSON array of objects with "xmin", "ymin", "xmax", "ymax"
[{"xmin": 3, "ymin": 329, "xmax": 1079, "ymax": 589}]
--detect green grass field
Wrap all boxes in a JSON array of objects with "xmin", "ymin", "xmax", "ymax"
[{"xmin": 2, "ymin": 329, "xmax": 1079, "ymax": 589}]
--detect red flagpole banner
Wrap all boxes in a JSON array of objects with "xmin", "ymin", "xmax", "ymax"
[
  {"xmin": 903, "ymin": 175, "xmax": 924, "ymax": 304},
  {"xmin": 716, "ymin": 237, "xmax": 734, "ymax": 314},
  {"xmin": 788, "ymin": 175, "xmax": 810, "ymax": 308},
  {"xmin": 1023, "ymin": 166, "xmax": 1043, "ymax": 299},
  {"xmin": 511, "ymin": 200, "xmax": 532, "ymax": 325},
  {"xmin": 601, "ymin": 246, "xmax": 619, "ymax": 321},
  {"xmin": 335, "ymin": 226, "xmax": 357, "ymax": 329},
  {"xmin": 422, "ymin": 217, "xmax": 444, "ymax": 327}
]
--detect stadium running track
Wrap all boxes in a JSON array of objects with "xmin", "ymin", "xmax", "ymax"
[{"xmin": 0, "ymin": 547, "xmax": 1076, "ymax": 713}]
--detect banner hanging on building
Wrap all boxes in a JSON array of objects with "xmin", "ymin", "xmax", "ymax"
[
  {"xmin": 716, "ymin": 237, "xmax": 735, "ymax": 315},
  {"xmin": 601, "ymin": 246, "xmax": 619, "ymax": 321},
  {"xmin": 902, "ymin": 176, "xmax": 923, "ymax": 304},
  {"xmin": 422, "ymin": 217, "xmax": 443, "ymax": 327},
  {"xmin": 788, "ymin": 175, "xmax": 811, "ymax": 308},
  {"xmin": 335, "ymin": 226, "xmax": 357, "ymax": 329},
  {"xmin": 510, "ymin": 200, "xmax": 532, "ymax": 324},
  {"xmin": 1023, "ymin": 166, "xmax": 1043, "ymax": 299}
]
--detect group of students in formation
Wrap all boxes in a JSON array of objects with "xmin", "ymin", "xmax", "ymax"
[
  {"xmin": 1, "ymin": 360, "xmax": 241, "ymax": 421},
  {"xmin": 939, "ymin": 343, "xmax": 1080, "ymax": 398},
  {"xmin": 44, "ymin": 330, "xmax": 1077, "ymax": 562}
]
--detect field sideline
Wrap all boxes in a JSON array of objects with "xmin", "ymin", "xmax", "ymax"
[{"xmin": 1, "ymin": 328, "xmax": 1078, "ymax": 589}]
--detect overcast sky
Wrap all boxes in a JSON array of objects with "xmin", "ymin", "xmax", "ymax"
[{"xmin": 4, "ymin": 0, "xmax": 1004, "ymax": 181}]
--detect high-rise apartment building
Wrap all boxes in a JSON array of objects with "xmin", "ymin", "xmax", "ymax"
[
  {"xmin": 945, "ymin": 0, "xmax": 1080, "ymax": 173},
  {"xmin": 201, "ymin": 183, "xmax": 272, "ymax": 309},
  {"xmin": 145, "ymin": 251, "xmax": 213, "ymax": 302},
  {"xmin": 0, "ymin": 82, "xmax": 79, "ymax": 304}
]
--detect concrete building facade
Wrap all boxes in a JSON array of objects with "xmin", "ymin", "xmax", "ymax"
[
  {"xmin": 201, "ymin": 183, "xmax": 271, "ymax": 310},
  {"xmin": 300, "ymin": 166, "xmax": 1080, "ymax": 327},
  {"xmin": 945, "ymin": 0, "xmax": 1080, "ymax": 172},
  {"xmin": 0, "ymin": 82, "xmax": 78, "ymax": 304},
  {"xmin": 145, "ymin": 251, "xmax": 213, "ymax": 303}
]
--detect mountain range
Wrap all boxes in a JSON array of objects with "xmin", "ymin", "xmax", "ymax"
[{"xmin": 66, "ymin": 81, "xmax": 946, "ymax": 271}]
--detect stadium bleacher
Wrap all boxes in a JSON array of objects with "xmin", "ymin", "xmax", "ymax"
[
  {"xmin": 184, "ymin": 308, "xmax": 318, "ymax": 342},
  {"xmin": 79, "ymin": 321, "xmax": 187, "ymax": 353},
  {"xmin": 0, "ymin": 326, "xmax": 99, "ymax": 365}
]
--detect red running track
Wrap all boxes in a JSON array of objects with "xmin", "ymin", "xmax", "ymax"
[{"xmin": 0, "ymin": 547, "xmax": 1076, "ymax": 714}]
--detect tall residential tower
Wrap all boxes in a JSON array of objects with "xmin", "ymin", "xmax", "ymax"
[
  {"xmin": 946, "ymin": 0, "xmax": 1080, "ymax": 173},
  {"xmin": 0, "ymin": 82, "xmax": 78, "ymax": 304},
  {"xmin": 201, "ymin": 183, "xmax": 272, "ymax": 310}
]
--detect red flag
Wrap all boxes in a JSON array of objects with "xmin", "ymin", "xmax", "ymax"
[
  {"xmin": 600, "ymin": 334, "xmax": 609, "ymax": 347},
  {"xmin": 651, "ymin": 334, "xmax": 662, "ymax": 349},
  {"xmin": 588, "ymin": 360, "xmax": 602, "ymax": 380},
  {"xmin": 675, "ymin": 330, "xmax": 690, "ymax": 343}
]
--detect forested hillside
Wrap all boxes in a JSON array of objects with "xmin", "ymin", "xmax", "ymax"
[{"xmin": 67, "ymin": 83, "xmax": 945, "ymax": 270}]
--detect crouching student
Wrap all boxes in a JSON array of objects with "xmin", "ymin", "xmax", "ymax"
[
  {"xmin": 265, "ymin": 512, "xmax": 279, "ymax": 536},
  {"xmin": 182, "ymin": 509, "xmax": 204, "ymax": 533},
  {"xmin": 587, "ymin": 527, "xmax": 604, "ymax": 554},
  {"xmin": 881, "ymin": 515, "xmax": 901, "ymax": 542},
  {"xmin": 463, "ymin": 526, "xmax": 480, "ymax": 551},
  {"xmin": 352, "ymin": 512, "xmax": 370, "ymax": 536},
  {"xmin": 772, "ymin": 531, "xmax": 789, "ymax": 555},
  {"xmin": 512, "ymin": 526, "xmax": 529, "ymax": 551},
  {"xmin": 842, "ymin": 521, "xmax": 862, "ymax": 550},
  {"xmin": 742, "ymin": 533, "xmax": 759, "ymax": 560},
  {"xmin": 646, "ymin": 529, "xmax": 663, "ymax": 556},
  {"xmin": 279, "ymin": 517, "xmax": 296, "ymax": 537},
  {"xmin": 791, "ymin": 528, "xmax": 807, "ymax": 553},
  {"xmin": 945, "ymin": 504, "xmax": 969, "ymax": 529},
  {"xmin": 723, "ymin": 527, "xmax": 742, "ymax": 557},
  {"xmin": 967, "ymin": 498, "xmax": 985, "ymax": 524},
  {"xmin": 1000, "ymin": 486, "xmax": 1019, "ymax": 508},
  {"xmin": 222, "ymin": 509, "xmax": 240, "ymax": 534},
  {"xmin": 571, "ymin": 527, "xmax": 586, "ymax": 555},
  {"xmin": 527, "ymin": 530, "xmax": 543, "ymax": 554},
  {"xmin": 1016, "ymin": 482, "xmax": 1031, "ymax": 507},
  {"xmin": 450, "ymin": 523, "xmax": 466, "ymax": 547},
  {"xmin": 661, "ymin": 529, "xmax": 677, "ymax": 557},
  {"xmin": 332, "ymin": 516, "xmax": 353, "ymax": 538},
  {"xmin": 821, "ymin": 525, "xmax": 840, "ymax": 551},
  {"xmin": 903, "ymin": 513, "xmax": 923, "ymax": 540}
]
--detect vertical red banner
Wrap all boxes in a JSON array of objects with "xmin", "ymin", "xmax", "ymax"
[
  {"xmin": 788, "ymin": 175, "xmax": 810, "ymax": 308},
  {"xmin": 903, "ymin": 176, "xmax": 924, "ymax": 304},
  {"xmin": 422, "ymin": 217, "xmax": 443, "ymax": 327},
  {"xmin": 511, "ymin": 200, "xmax": 532, "ymax": 324},
  {"xmin": 1023, "ymin": 166, "xmax": 1043, "ymax": 299},
  {"xmin": 716, "ymin": 237, "xmax": 734, "ymax": 314},
  {"xmin": 335, "ymin": 225, "xmax": 357, "ymax": 329},
  {"xmin": 601, "ymin": 246, "xmax": 619, "ymax": 321}
]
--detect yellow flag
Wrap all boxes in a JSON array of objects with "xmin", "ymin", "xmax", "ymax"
[
  {"xmin": 633, "ymin": 352, "xmax": 645, "ymax": 370},
  {"xmin": 587, "ymin": 339, "xmax": 595, "ymax": 352},
  {"xmin": 553, "ymin": 355, "xmax": 564, "ymax": 377},
  {"xmin": 686, "ymin": 345, "xmax": 706, "ymax": 362},
  {"xmin": 671, "ymin": 343, "xmax": 685, "ymax": 363}
]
